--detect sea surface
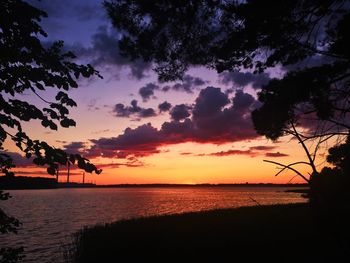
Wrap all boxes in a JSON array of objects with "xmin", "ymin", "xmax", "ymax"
[{"xmin": 1, "ymin": 187, "xmax": 306, "ymax": 263}]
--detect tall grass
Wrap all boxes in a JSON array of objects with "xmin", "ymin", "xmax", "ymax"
[{"xmin": 66, "ymin": 203, "xmax": 350, "ymax": 263}]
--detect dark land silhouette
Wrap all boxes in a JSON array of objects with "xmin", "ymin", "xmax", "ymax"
[
  {"xmin": 68, "ymin": 203, "xmax": 350, "ymax": 263},
  {"xmin": 0, "ymin": 176, "xmax": 97, "ymax": 190},
  {"xmin": 0, "ymin": 175, "xmax": 308, "ymax": 190}
]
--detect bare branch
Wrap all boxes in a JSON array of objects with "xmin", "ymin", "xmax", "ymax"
[
  {"xmin": 30, "ymin": 87, "xmax": 53, "ymax": 104},
  {"xmin": 291, "ymin": 122, "xmax": 318, "ymax": 175},
  {"xmin": 263, "ymin": 159, "xmax": 310, "ymax": 183},
  {"xmin": 273, "ymin": 161, "xmax": 311, "ymax": 177}
]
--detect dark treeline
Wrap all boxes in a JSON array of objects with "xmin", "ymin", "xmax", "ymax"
[
  {"xmin": 0, "ymin": 175, "xmax": 308, "ymax": 190},
  {"xmin": 0, "ymin": 176, "xmax": 57, "ymax": 190}
]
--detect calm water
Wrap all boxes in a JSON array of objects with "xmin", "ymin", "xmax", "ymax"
[{"xmin": 1, "ymin": 187, "xmax": 306, "ymax": 263}]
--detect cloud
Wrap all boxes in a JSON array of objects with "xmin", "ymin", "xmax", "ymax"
[
  {"xmin": 2, "ymin": 152, "xmax": 33, "ymax": 167},
  {"xmin": 63, "ymin": 142, "xmax": 87, "ymax": 154},
  {"xmin": 203, "ymin": 149, "xmax": 258, "ymax": 157},
  {"xmin": 139, "ymin": 108, "xmax": 157, "ymax": 118},
  {"xmin": 249, "ymin": 146, "xmax": 277, "ymax": 151},
  {"xmin": 193, "ymin": 86, "xmax": 230, "ymax": 117},
  {"xmin": 27, "ymin": 1, "xmax": 152, "ymax": 79},
  {"xmin": 158, "ymin": 101, "xmax": 172, "ymax": 112},
  {"xmin": 170, "ymin": 104, "xmax": 191, "ymax": 121},
  {"xmin": 76, "ymin": 26, "xmax": 152, "ymax": 79},
  {"xmin": 161, "ymin": 74, "xmax": 207, "ymax": 93},
  {"xmin": 89, "ymin": 124, "xmax": 162, "ymax": 158},
  {"xmin": 219, "ymin": 72, "xmax": 270, "ymax": 89},
  {"xmin": 88, "ymin": 87, "xmax": 261, "ymax": 159},
  {"xmin": 138, "ymin": 75, "xmax": 207, "ymax": 101},
  {"xmin": 92, "ymin": 129, "xmax": 111, "ymax": 135},
  {"xmin": 139, "ymin": 83, "xmax": 160, "ymax": 102},
  {"xmin": 196, "ymin": 145, "xmax": 284, "ymax": 158},
  {"xmin": 113, "ymin": 100, "xmax": 157, "ymax": 118},
  {"xmin": 27, "ymin": 0, "xmax": 104, "ymax": 21},
  {"xmin": 265, "ymin": 152, "xmax": 289, "ymax": 157},
  {"xmin": 95, "ymin": 159, "xmax": 145, "ymax": 168}
]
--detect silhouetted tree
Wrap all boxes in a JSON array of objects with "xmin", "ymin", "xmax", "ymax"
[
  {"xmin": 104, "ymin": 0, "xmax": 350, "ymax": 203},
  {"xmin": 310, "ymin": 134, "xmax": 350, "ymax": 206},
  {"xmin": 0, "ymin": 191, "xmax": 23, "ymax": 263},
  {"xmin": 1, "ymin": 0, "xmax": 102, "ymax": 261}
]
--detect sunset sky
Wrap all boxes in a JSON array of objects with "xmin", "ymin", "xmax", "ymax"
[{"xmin": 4, "ymin": 0, "xmax": 328, "ymax": 184}]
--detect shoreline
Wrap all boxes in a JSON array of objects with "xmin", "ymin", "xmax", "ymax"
[{"xmin": 1, "ymin": 176, "xmax": 309, "ymax": 190}]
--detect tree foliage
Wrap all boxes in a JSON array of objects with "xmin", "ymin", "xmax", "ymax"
[
  {"xmin": 0, "ymin": 0, "xmax": 102, "ymax": 176},
  {"xmin": 0, "ymin": 190, "xmax": 23, "ymax": 263},
  {"xmin": 105, "ymin": 0, "xmax": 350, "ymax": 133},
  {"xmin": 1, "ymin": 1, "xmax": 102, "ymax": 261},
  {"xmin": 105, "ymin": 0, "xmax": 349, "ymax": 79}
]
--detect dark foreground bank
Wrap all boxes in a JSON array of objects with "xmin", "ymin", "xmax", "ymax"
[{"xmin": 67, "ymin": 203, "xmax": 350, "ymax": 263}]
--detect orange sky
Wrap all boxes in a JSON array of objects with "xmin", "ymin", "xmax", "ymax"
[{"xmin": 8, "ymin": 135, "xmax": 322, "ymax": 185}]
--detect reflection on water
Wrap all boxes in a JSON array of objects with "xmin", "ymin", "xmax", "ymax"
[{"xmin": 1, "ymin": 187, "xmax": 306, "ymax": 262}]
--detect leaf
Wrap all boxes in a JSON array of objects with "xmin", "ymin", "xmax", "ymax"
[
  {"xmin": 36, "ymin": 83, "xmax": 45, "ymax": 90},
  {"xmin": 60, "ymin": 118, "xmax": 76, "ymax": 128},
  {"xmin": 47, "ymin": 166, "xmax": 56, "ymax": 175}
]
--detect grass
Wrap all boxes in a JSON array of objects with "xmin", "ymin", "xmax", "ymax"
[{"xmin": 68, "ymin": 203, "xmax": 350, "ymax": 262}]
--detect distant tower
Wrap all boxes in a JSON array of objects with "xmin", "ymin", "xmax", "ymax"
[
  {"xmin": 56, "ymin": 165, "xmax": 59, "ymax": 182},
  {"xmin": 67, "ymin": 159, "xmax": 70, "ymax": 183}
]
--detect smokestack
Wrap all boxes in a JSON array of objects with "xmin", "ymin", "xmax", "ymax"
[{"xmin": 67, "ymin": 159, "xmax": 70, "ymax": 183}]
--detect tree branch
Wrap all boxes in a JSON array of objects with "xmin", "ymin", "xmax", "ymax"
[
  {"xmin": 263, "ymin": 160, "xmax": 310, "ymax": 183},
  {"xmin": 30, "ymin": 87, "xmax": 53, "ymax": 104},
  {"xmin": 291, "ymin": 122, "xmax": 318, "ymax": 175}
]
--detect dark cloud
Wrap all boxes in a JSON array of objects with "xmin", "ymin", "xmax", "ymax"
[
  {"xmin": 162, "ymin": 74, "xmax": 207, "ymax": 93},
  {"xmin": 63, "ymin": 142, "xmax": 86, "ymax": 154},
  {"xmin": 76, "ymin": 26, "xmax": 151, "ymax": 79},
  {"xmin": 139, "ymin": 83, "xmax": 160, "ymax": 102},
  {"xmin": 88, "ymin": 87, "xmax": 261, "ymax": 159},
  {"xmin": 249, "ymin": 146, "xmax": 277, "ymax": 151},
  {"xmin": 220, "ymin": 72, "xmax": 270, "ymax": 89},
  {"xmin": 95, "ymin": 159, "xmax": 145, "ymax": 168},
  {"xmin": 201, "ymin": 149, "xmax": 257, "ymax": 157},
  {"xmin": 197, "ymin": 148, "xmax": 289, "ymax": 158},
  {"xmin": 199, "ymin": 145, "xmax": 283, "ymax": 158},
  {"xmin": 3, "ymin": 152, "xmax": 33, "ymax": 167},
  {"xmin": 225, "ymin": 88, "xmax": 235, "ymax": 95},
  {"xmin": 27, "ymin": 1, "xmax": 151, "ymax": 79},
  {"xmin": 138, "ymin": 75, "xmax": 207, "ymax": 102},
  {"xmin": 114, "ymin": 100, "xmax": 140, "ymax": 117},
  {"xmin": 170, "ymin": 104, "xmax": 191, "ymax": 121},
  {"xmin": 139, "ymin": 108, "xmax": 157, "ymax": 118},
  {"xmin": 158, "ymin": 101, "xmax": 172, "ymax": 112},
  {"xmin": 27, "ymin": 0, "xmax": 104, "ymax": 21},
  {"xmin": 232, "ymin": 90, "xmax": 256, "ymax": 113},
  {"xmin": 265, "ymin": 152, "xmax": 289, "ymax": 157},
  {"xmin": 193, "ymin": 86, "xmax": 230, "ymax": 117},
  {"xmin": 113, "ymin": 100, "xmax": 157, "ymax": 118},
  {"xmin": 92, "ymin": 129, "xmax": 111, "ymax": 135},
  {"xmin": 89, "ymin": 124, "xmax": 162, "ymax": 158}
]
